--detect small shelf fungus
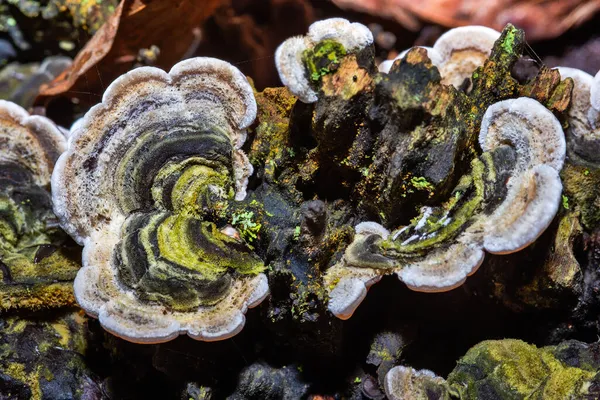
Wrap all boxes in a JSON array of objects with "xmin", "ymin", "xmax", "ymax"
[
  {"xmin": 0, "ymin": 100, "xmax": 79, "ymax": 311},
  {"xmin": 556, "ymin": 67, "xmax": 600, "ymax": 165},
  {"xmin": 379, "ymin": 26, "xmax": 500, "ymax": 89},
  {"xmin": 51, "ymin": 58, "xmax": 269, "ymax": 343},
  {"xmin": 384, "ymin": 366, "xmax": 450, "ymax": 400},
  {"xmin": 325, "ymin": 97, "xmax": 566, "ymax": 319},
  {"xmin": 275, "ymin": 18, "xmax": 373, "ymax": 103}
]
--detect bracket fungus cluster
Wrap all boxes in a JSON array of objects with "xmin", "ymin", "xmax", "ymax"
[
  {"xmin": 12, "ymin": 16, "xmax": 572, "ymax": 349},
  {"xmin": 6, "ymin": 6, "xmax": 600, "ymax": 397},
  {"xmin": 51, "ymin": 58, "xmax": 269, "ymax": 343},
  {"xmin": 326, "ymin": 97, "xmax": 565, "ymax": 319},
  {"xmin": 274, "ymin": 18, "xmax": 570, "ymax": 320},
  {"xmin": 0, "ymin": 100, "xmax": 80, "ymax": 310}
]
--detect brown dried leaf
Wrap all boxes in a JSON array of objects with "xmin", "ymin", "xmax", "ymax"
[
  {"xmin": 36, "ymin": 0, "xmax": 223, "ymax": 107},
  {"xmin": 332, "ymin": 0, "xmax": 600, "ymax": 41}
]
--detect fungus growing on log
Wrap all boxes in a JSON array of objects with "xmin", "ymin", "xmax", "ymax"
[
  {"xmin": 326, "ymin": 97, "xmax": 565, "ymax": 319},
  {"xmin": 273, "ymin": 20, "xmax": 569, "ymax": 320},
  {"xmin": 52, "ymin": 57, "xmax": 268, "ymax": 343}
]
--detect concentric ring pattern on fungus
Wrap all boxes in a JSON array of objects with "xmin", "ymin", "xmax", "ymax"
[{"xmin": 52, "ymin": 57, "xmax": 269, "ymax": 343}]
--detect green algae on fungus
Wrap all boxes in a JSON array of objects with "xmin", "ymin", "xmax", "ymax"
[
  {"xmin": 447, "ymin": 339, "xmax": 599, "ymax": 399},
  {"xmin": 277, "ymin": 18, "xmax": 378, "ymax": 206},
  {"xmin": 0, "ymin": 100, "xmax": 80, "ymax": 311},
  {"xmin": 51, "ymin": 58, "xmax": 268, "ymax": 343},
  {"xmin": 303, "ymin": 39, "xmax": 347, "ymax": 83},
  {"xmin": 309, "ymin": 24, "xmax": 570, "ymax": 319},
  {"xmin": 326, "ymin": 95, "xmax": 566, "ymax": 318}
]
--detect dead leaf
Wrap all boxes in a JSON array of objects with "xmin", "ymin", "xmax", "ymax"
[
  {"xmin": 35, "ymin": 0, "xmax": 224, "ymax": 107},
  {"xmin": 332, "ymin": 0, "xmax": 600, "ymax": 41}
]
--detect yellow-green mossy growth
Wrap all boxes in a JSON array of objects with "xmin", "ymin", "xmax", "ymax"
[
  {"xmin": 0, "ymin": 100, "xmax": 78, "ymax": 312},
  {"xmin": 249, "ymin": 86, "xmax": 296, "ymax": 185},
  {"xmin": 52, "ymin": 57, "xmax": 269, "ymax": 343},
  {"xmin": 448, "ymin": 339, "xmax": 598, "ymax": 399},
  {"xmin": 303, "ymin": 39, "xmax": 347, "ymax": 83},
  {"xmin": 326, "ymin": 96, "xmax": 566, "ymax": 319},
  {"xmin": 562, "ymin": 163, "xmax": 600, "ymax": 231},
  {"xmin": 0, "ymin": 311, "xmax": 96, "ymax": 400}
]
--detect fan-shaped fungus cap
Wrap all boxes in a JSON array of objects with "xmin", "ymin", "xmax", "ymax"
[
  {"xmin": 379, "ymin": 26, "xmax": 499, "ymax": 90},
  {"xmin": 557, "ymin": 67, "xmax": 600, "ymax": 163},
  {"xmin": 433, "ymin": 26, "xmax": 500, "ymax": 88},
  {"xmin": 52, "ymin": 57, "xmax": 268, "ymax": 343},
  {"xmin": 328, "ymin": 274, "xmax": 382, "ymax": 320},
  {"xmin": 0, "ymin": 100, "xmax": 66, "ymax": 186},
  {"xmin": 384, "ymin": 366, "xmax": 449, "ymax": 400},
  {"xmin": 275, "ymin": 18, "xmax": 373, "ymax": 103},
  {"xmin": 479, "ymin": 97, "xmax": 565, "ymax": 253},
  {"xmin": 325, "ymin": 97, "xmax": 565, "ymax": 319}
]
